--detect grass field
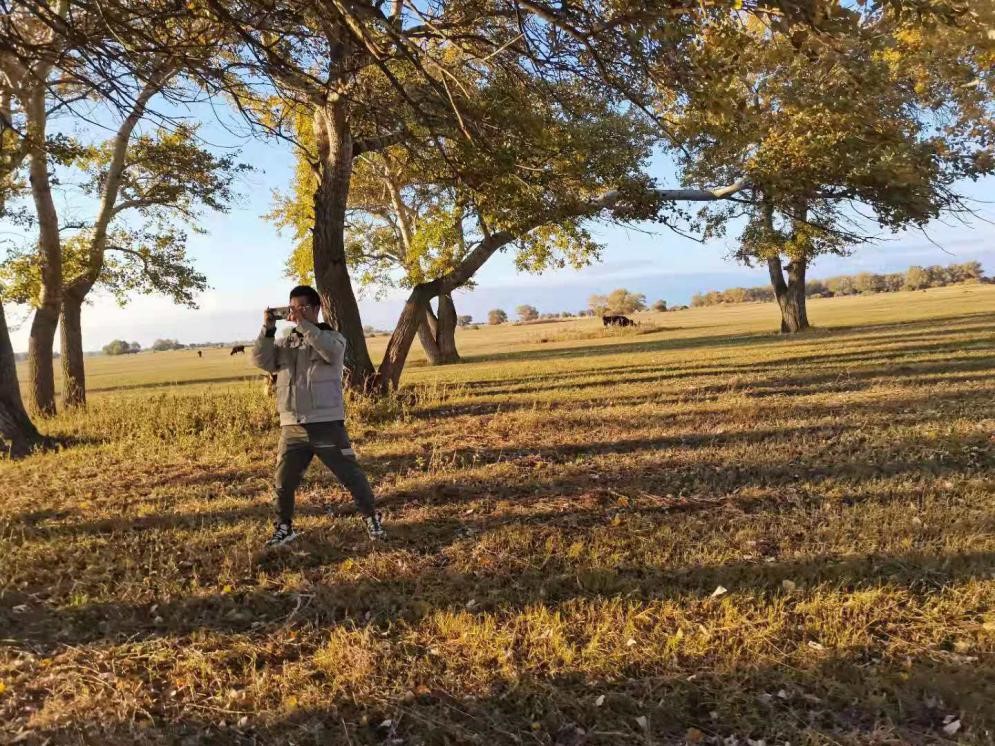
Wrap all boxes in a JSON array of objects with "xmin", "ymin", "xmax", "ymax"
[{"xmin": 2, "ymin": 284, "xmax": 994, "ymax": 745}]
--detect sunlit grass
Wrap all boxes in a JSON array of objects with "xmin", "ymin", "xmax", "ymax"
[{"xmin": 2, "ymin": 284, "xmax": 994, "ymax": 744}]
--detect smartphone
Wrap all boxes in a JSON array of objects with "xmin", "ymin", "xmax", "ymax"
[{"xmin": 270, "ymin": 306, "xmax": 291, "ymax": 320}]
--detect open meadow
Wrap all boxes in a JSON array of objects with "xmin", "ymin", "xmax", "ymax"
[{"xmin": 2, "ymin": 284, "xmax": 994, "ymax": 744}]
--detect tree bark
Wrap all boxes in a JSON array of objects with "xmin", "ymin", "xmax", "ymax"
[
  {"xmin": 60, "ymin": 293, "xmax": 86, "ymax": 408},
  {"xmin": 25, "ymin": 86, "xmax": 61, "ymax": 416},
  {"xmin": 768, "ymin": 255, "xmax": 810, "ymax": 333},
  {"xmin": 377, "ymin": 282, "xmax": 438, "ymax": 391},
  {"xmin": 311, "ymin": 101, "xmax": 376, "ymax": 389},
  {"xmin": 0, "ymin": 302, "xmax": 42, "ymax": 458},
  {"xmin": 435, "ymin": 292, "xmax": 461, "ymax": 364},
  {"xmin": 417, "ymin": 304, "xmax": 442, "ymax": 364}
]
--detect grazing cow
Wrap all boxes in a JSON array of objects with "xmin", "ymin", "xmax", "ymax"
[
  {"xmin": 230, "ymin": 345, "xmax": 246, "ymax": 355},
  {"xmin": 197, "ymin": 350, "xmax": 203, "ymax": 358},
  {"xmin": 602, "ymin": 314, "xmax": 636, "ymax": 327}
]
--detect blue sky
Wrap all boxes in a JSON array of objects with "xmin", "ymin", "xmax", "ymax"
[{"xmin": 5, "ymin": 113, "xmax": 994, "ymax": 352}]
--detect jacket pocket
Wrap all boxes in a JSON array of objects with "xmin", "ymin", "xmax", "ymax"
[{"xmin": 275, "ymin": 371, "xmax": 293, "ymax": 414}]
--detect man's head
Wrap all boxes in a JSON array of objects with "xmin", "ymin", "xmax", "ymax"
[{"xmin": 288, "ymin": 285, "xmax": 322, "ymax": 325}]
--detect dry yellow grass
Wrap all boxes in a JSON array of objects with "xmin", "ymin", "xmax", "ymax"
[{"xmin": 2, "ymin": 284, "xmax": 994, "ymax": 745}]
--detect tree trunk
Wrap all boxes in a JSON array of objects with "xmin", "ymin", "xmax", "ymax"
[
  {"xmin": 417, "ymin": 296, "xmax": 461, "ymax": 365},
  {"xmin": 60, "ymin": 294, "xmax": 86, "ymax": 408},
  {"xmin": 0, "ymin": 303, "xmax": 42, "ymax": 457},
  {"xmin": 435, "ymin": 292, "xmax": 461, "ymax": 364},
  {"xmin": 25, "ymin": 86, "xmax": 62, "ymax": 416},
  {"xmin": 377, "ymin": 283, "xmax": 437, "ymax": 391},
  {"xmin": 417, "ymin": 304, "xmax": 442, "ymax": 365},
  {"xmin": 311, "ymin": 101, "xmax": 376, "ymax": 389},
  {"xmin": 768, "ymin": 256, "xmax": 810, "ymax": 333},
  {"xmin": 27, "ymin": 308, "xmax": 59, "ymax": 416}
]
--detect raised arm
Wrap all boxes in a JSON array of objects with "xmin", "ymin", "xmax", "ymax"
[
  {"xmin": 251, "ymin": 309, "xmax": 281, "ymax": 372},
  {"xmin": 296, "ymin": 319, "xmax": 345, "ymax": 366}
]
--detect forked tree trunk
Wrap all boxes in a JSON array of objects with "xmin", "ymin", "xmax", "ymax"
[
  {"xmin": 311, "ymin": 101, "xmax": 376, "ymax": 389},
  {"xmin": 436, "ymin": 293, "xmax": 461, "ymax": 364},
  {"xmin": 60, "ymin": 293, "xmax": 86, "ymax": 408},
  {"xmin": 416, "ymin": 295, "xmax": 460, "ymax": 366},
  {"xmin": 377, "ymin": 283, "xmax": 437, "ymax": 391},
  {"xmin": 417, "ymin": 305, "xmax": 442, "ymax": 364},
  {"xmin": 768, "ymin": 255, "xmax": 810, "ymax": 333},
  {"xmin": 0, "ymin": 303, "xmax": 42, "ymax": 457}
]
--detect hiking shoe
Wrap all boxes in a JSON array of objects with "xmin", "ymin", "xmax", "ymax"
[
  {"xmin": 265, "ymin": 523, "xmax": 298, "ymax": 548},
  {"xmin": 363, "ymin": 512, "xmax": 386, "ymax": 540}
]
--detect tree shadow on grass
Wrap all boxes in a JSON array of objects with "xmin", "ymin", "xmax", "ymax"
[{"xmin": 4, "ymin": 548, "xmax": 994, "ymax": 745}]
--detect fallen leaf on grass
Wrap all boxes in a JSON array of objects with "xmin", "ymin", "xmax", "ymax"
[
  {"xmin": 943, "ymin": 718, "xmax": 961, "ymax": 736},
  {"xmin": 635, "ymin": 715, "xmax": 649, "ymax": 730},
  {"xmin": 594, "ymin": 694, "xmax": 605, "ymax": 707},
  {"xmin": 807, "ymin": 641, "xmax": 825, "ymax": 651},
  {"xmin": 711, "ymin": 585, "xmax": 728, "ymax": 598},
  {"xmin": 686, "ymin": 727, "xmax": 704, "ymax": 743}
]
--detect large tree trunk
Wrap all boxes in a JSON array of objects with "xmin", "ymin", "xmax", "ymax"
[
  {"xmin": 768, "ymin": 255, "xmax": 810, "ymax": 333},
  {"xmin": 0, "ymin": 303, "xmax": 42, "ymax": 458},
  {"xmin": 417, "ymin": 304, "xmax": 442, "ymax": 365},
  {"xmin": 25, "ymin": 87, "xmax": 62, "ymax": 416},
  {"xmin": 60, "ymin": 294, "xmax": 86, "ymax": 408},
  {"xmin": 311, "ymin": 101, "xmax": 375, "ymax": 389},
  {"xmin": 377, "ymin": 283, "xmax": 437, "ymax": 391},
  {"xmin": 27, "ymin": 309, "xmax": 59, "ymax": 416},
  {"xmin": 435, "ymin": 293, "xmax": 461, "ymax": 364},
  {"xmin": 417, "ymin": 296, "xmax": 461, "ymax": 365}
]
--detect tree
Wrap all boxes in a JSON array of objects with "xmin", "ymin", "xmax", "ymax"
[
  {"xmin": 488, "ymin": 309, "xmax": 507, "ymax": 325},
  {"xmin": 904, "ymin": 266, "xmax": 929, "ymax": 291},
  {"xmin": 129, "ymin": 342, "xmax": 141, "ymax": 353},
  {"xmin": 516, "ymin": 305, "xmax": 539, "ymax": 323},
  {"xmin": 652, "ymin": 299, "xmax": 668, "ymax": 312},
  {"xmin": 202, "ymin": 0, "xmax": 812, "ymax": 389},
  {"xmin": 102, "ymin": 339, "xmax": 138, "ymax": 356},
  {"xmin": 457, "ymin": 315, "xmax": 472, "ymax": 327},
  {"xmin": 1, "ymin": 119, "xmax": 242, "ymax": 409},
  {"xmin": 589, "ymin": 288, "xmax": 647, "ymax": 316},
  {"xmin": 1, "ymin": 3, "xmax": 236, "ymax": 412},
  {"xmin": 659, "ymin": 6, "xmax": 994, "ymax": 332}
]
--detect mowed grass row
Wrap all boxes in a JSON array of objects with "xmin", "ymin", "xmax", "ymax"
[{"xmin": 1, "ymin": 284, "xmax": 994, "ymax": 744}]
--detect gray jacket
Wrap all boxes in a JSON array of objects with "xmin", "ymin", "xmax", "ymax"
[{"xmin": 251, "ymin": 319, "xmax": 347, "ymax": 426}]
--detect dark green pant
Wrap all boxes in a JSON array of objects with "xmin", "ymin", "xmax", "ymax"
[{"xmin": 274, "ymin": 421, "xmax": 376, "ymax": 524}]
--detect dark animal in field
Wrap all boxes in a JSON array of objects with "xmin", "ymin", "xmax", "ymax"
[
  {"xmin": 230, "ymin": 345, "xmax": 246, "ymax": 355},
  {"xmin": 197, "ymin": 350, "xmax": 202, "ymax": 358},
  {"xmin": 602, "ymin": 315, "xmax": 636, "ymax": 327}
]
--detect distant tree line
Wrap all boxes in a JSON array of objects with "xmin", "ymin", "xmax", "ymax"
[{"xmin": 691, "ymin": 262, "xmax": 986, "ymax": 308}]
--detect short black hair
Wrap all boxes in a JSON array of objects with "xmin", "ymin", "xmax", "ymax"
[{"xmin": 289, "ymin": 285, "xmax": 321, "ymax": 307}]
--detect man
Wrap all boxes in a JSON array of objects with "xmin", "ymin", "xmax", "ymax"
[{"xmin": 252, "ymin": 285, "xmax": 385, "ymax": 547}]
